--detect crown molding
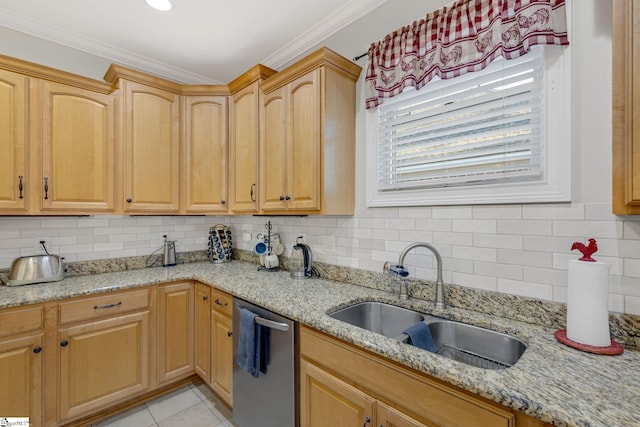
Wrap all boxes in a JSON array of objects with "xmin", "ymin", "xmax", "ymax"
[
  {"xmin": 260, "ymin": 0, "xmax": 388, "ymax": 70},
  {"xmin": 0, "ymin": 7, "xmax": 222, "ymax": 84}
]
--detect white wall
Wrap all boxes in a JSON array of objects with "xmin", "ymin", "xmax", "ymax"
[{"xmin": 2, "ymin": 0, "xmax": 639, "ymax": 315}]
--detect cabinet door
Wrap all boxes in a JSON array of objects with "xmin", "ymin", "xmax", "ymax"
[
  {"xmin": 286, "ymin": 70, "xmax": 321, "ymax": 211},
  {"xmin": 122, "ymin": 80, "xmax": 180, "ymax": 213},
  {"xmin": 377, "ymin": 401, "xmax": 436, "ymax": 427},
  {"xmin": 0, "ymin": 69, "xmax": 28, "ymax": 211},
  {"xmin": 183, "ymin": 96, "xmax": 228, "ymax": 213},
  {"xmin": 211, "ymin": 310, "xmax": 233, "ymax": 406},
  {"xmin": 194, "ymin": 283, "xmax": 211, "ymax": 383},
  {"xmin": 300, "ymin": 360, "xmax": 375, "ymax": 427},
  {"xmin": 41, "ymin": 81, "xmax": 115, "ymax": 212},
  {"xmin": 0, "ymin": 334, "xmax": 42, "ymax": 425},
  {"xmin": 229, "ymin": 83, "xmax": 260, "ymax": 212},
  {"xmin": 158, "ymin": 282, "xmax": 194, "ymax": 384},
  {"xmin": 260, "ymin": 87, "xmax": 288, "ymax": 211},
  {"xmin": 58, "ymin": 311, "xmax": 149, "ymax": 421}
]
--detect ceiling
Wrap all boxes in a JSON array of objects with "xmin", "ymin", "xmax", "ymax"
[{"xmin": 0, "ymin": 0, "xmax": 387, "ymax": 84}]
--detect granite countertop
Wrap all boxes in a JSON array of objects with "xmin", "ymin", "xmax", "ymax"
[{"xmin": 1, "ymin": 261, "xmax": 638, "ymax": 427}]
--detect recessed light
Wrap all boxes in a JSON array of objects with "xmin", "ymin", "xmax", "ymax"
[{"xmin": 145, "ymin": 0, "xmax": 172, "ymax": 12}]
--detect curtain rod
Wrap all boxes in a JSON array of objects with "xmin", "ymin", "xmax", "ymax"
[{"xmin": 353, "ymin": 52, "xmax": 367, "ymax": 61}]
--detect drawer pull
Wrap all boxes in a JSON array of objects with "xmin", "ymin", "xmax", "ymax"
[
  {"xmin": 214, "ymin": 299, "xmax": 228, "ymax": 307},
  {"xmin": 94, "ymin": 301, "xmax": 122, "ymax": 310},
  {"xmin": 362, "ymin": 416, "xmax": 371, "ymax": 427},
  {"xmin": 60, "ymin": 340, "xmax": 69, "ymax": 347},
  {"xmin": 18, "ymin": 175, "xmax": 24, "ymax": 199},
  {"xmin": 33, "ymin": 346, "xmax": 42, "ymax": 354},
  {"xmin": 227, "ymin": 331, "xmax": 233, "ymax": 337}
]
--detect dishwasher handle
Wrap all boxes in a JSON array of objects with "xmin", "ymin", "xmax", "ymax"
[{"xmin": 255, "ymin": 316, "xmax": 290, "ymax": 331}]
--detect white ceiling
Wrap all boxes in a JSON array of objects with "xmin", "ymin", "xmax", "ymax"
[{"xmin": 0, "ymin": 0, "xmax": 387, "ymax": 84}]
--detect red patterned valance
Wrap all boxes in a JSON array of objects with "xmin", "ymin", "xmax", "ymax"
[{"xmin": 365, "ymin": 0, "xmax": 569, "ymax": 109}]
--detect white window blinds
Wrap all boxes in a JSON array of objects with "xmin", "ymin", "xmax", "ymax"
[{"xmin": 376, "ymin": 49, "xmax": 544, "ymax": 192}]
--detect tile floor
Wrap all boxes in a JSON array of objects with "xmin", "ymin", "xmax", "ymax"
[{"xmin": 92, "ymin": 380, "xmax": 236, "ymax": 427}]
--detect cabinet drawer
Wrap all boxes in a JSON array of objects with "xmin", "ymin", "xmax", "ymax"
[
  {"xmin": 211, "ymin": 288, "xmax": 232, "ymax": 317},
  {"xmin": 0, "ymin": 305, "xmax": 43, "ymax": 338},
  {"xmin": 59, "ymin": 288, "xmax": 149, "ymax": 325}
]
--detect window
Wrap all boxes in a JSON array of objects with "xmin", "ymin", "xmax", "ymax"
[{"xmin": 365, "ymin": 46, "xmax": 571, "ymax": 207}]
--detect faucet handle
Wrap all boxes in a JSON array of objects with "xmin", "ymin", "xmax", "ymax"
[{"xmin": 383, "ymin": 261, "xmax": 409, "ymax": 277}]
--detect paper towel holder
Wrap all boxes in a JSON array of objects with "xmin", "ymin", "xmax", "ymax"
[{"xmin": 556, "ymin": 237, "xmax": 624, "ymax": 355}]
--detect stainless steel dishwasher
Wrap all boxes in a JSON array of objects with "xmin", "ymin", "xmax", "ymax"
[{"xmin": 233, "ymin": 297, "xmax": 297, "ymax": 427}]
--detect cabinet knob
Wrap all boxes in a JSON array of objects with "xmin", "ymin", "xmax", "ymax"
[
  {"xmin": 362, "ymin": 416, "xmax": 371, "ymax": 427},
  {"xmin": 285, "ymin": 195, "xmax": 291, "ymax": 200},
  {"xmin": 126, "ymin": 198, "xmax": 132, "ymax": 203},
  {"xmin": 203, "ymin": 295, "xmax": 209, "ymax": 301},
  {"xmin": 60, "ymin": 340, "xmax": 69, "ymax": 347},
  {"xmin": 33, "ymin": 346, "xmax": 42, "ymax": 354},
  {"xmin": 227, "ymin": 331, "xmax": 233, "ymax": 337},
  {"xmin": 221, "ymin": 200, "xmax": 226, "ymax": 205},
  {"xmin": 279, "ymin": 195, "xmax": 285, "ymax": 201}
]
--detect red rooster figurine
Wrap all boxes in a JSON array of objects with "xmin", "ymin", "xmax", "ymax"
[{"xmin": 571, "ymin": 238, "xmax": 598, "ymax": 262}]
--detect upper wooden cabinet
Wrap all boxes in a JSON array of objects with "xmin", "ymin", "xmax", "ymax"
[
  {"xmin": 613, "ymin": 0, "xmax": 640, "ymax": 214},
  {"xmin": 228, "ymin": 65, "xmax": 277, "ymax": 213},
  {"xmin": 182, "ymin": 94, "xmax": 229, "ymax": 213},
  {"xmin": 260, "ymin": 47, "xmax": 361, "ymax": 215},
  {"xmin": 119, "ymin": 79, "xmax": 181, "ymax": 213},
  {"xmin": 0, "ymin": 68, "xmax": 28, "ymax": 211},
  {"xmin": 40, "ymin": 81, "xmax": 115, "ymax": 212}
]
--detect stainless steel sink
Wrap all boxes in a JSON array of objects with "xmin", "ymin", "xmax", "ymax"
[
  {"xmin": 422, "ymin": 319, "xmax": 527, "ymax": 369},
  {"xmin": 328, "ymin": 301, "xmax": 526, "ymax": 369},
  {"xmin": 328, "ymin": 301, "xmax": 424, "ymax": 339}
]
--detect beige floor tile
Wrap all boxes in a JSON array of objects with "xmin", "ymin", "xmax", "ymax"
[
  {"xmin": 146, "ymin": 385, "xmax": 202, "ymax": 422},
  {"xmin": 156, "ymin": 401, "xmax": 222, "ymax": 427},
  {"xmin": 202, "ymin": 395, "xmax": 233, "ymax": 422},
  {"xmin": 191, "ymin": 380, "xmax": 216, "ymax": 401},
  {"xmin": 92, "ymin": 404, "xmax": 156, "ymax": 427}
]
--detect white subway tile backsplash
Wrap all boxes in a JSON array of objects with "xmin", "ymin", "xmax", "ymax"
[
  {"xmin": 498, "ymin": 220, "xmax": 552, "ymax": 236},
  {"xmin": 552, "ymin": 220, "xmax": 623, "ymax": 239},
  {"xmin": 626, "ymin": 296, "xmax": 640, "ymax": 315},
  {"xmin": 452, "ymin": 219, "xmax": 496, "ymax": 233},
  {"xmin": 1, "ymin": 201, "xmax": 640, "ymax": 315}
]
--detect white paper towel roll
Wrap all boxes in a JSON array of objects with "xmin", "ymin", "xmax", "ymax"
[{"xmin": 566, "ymin": 259, "xmax": 611, "ymax": 347}]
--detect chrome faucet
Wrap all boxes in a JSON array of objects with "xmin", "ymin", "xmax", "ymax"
[{"xmin": 391, "ymin": 242, "xmax": 445, "ymax": 309}]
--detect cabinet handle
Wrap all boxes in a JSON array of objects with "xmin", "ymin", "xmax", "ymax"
[
  {"xmin": 285, "ymin": 195, "xmax": 291, "ymax": 200},
  {"xmin": 227, "ymin": 331, "xmax": 233, "ymax": 337},
  {"xmin": 126, "ymin": 198, "xmax": 132, "ymax": 203},
  {"xmin": 214, "ymin": 299, "xmax": 228, "ymax": 306},
  {"xmin": 94, "ymin": 301, "xmax": 122, "ymax": 310},
  {"xmin": 250, "ymin": 183, "xmax": 256, "ymax": 202},
  {"xmin": 43, "ymin": 177, "xmax": 49, "ymax": 200},
  {"xmin": 33, "ymin": 346, "xmax": 42, "ymax": 354},
  {"xmin": 279, "ymin": 195, "xmax": 285, "ymax": 201},
  {"xmin": 362, "ymin": 416, "xmax": 371, "ymax": 427},
  {"xmin": 203, "ymin": 295, "xmax": 209, "ymax": 301},
  {"xmin": 18, "ymin": 176, "xmax": 24, "ymax": 199},
  {"xmin": 60, "ymin": 340, "xmax": 69, "ymax": 347},
  {"xmin": 221, "ymin": 200, "xmax": 226, "ymax": 205}
]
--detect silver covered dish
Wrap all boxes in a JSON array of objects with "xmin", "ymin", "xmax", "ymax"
[{"xmin": 7, "ymin": 254, "xmax": 65, "ymax": 286}]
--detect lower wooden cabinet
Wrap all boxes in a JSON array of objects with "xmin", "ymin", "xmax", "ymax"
[
  {"xmin": 157, "ymin": 282, "xmax": 194, "ymax": 384},
  {"xmin": 210, "ymin": 288, "xmax": 233, "ymax": 406},
  {"xmin": 300, "ymin": 326, "xmax": 549, "ymax": 427},
  {"xmin": 57, "ymin": 311, "xmax": 149, "ymax": 421},
  {"xmin": 194, "ymin": 283, "xmax": 211, "ymax": 382},
  {"xmin": 0, "ymin": 305, "xmax": 44, "ymax": 426}
]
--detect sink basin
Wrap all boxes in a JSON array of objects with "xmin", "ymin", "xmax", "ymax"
[
  {"xmin": 423, "ymin": 319, "xmax": 527, "ymax": 369},
  {"xmin": 328, "ymin": 301, "xmax": 424, "ymax": 339},
  {"xmin": 328, "ymin": 301, "xmax": 526, "ymax": 369}
]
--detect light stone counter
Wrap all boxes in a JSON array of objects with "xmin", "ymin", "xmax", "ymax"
[{"xmin": 1, "ymin": 260, "xmax": 638, "ymax": 427}]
